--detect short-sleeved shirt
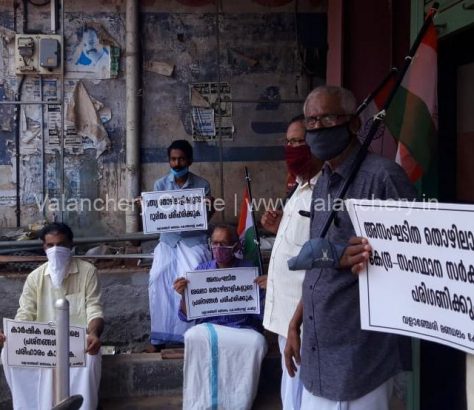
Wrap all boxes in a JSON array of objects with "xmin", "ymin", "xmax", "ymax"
[
  {"xmin": 263, "ymin": 173, "xmax": 319, "ymax": 337},
  {"xmin": 301, "ymin": 143, "xmax": 418, "ymax": 401},
  {"xmin": 153, "ymin": 171, "xmax": 211, "ymax": 248},
  {"xmin": 15, "ymin": 259, "xmax": 103, "ymax": 328}
]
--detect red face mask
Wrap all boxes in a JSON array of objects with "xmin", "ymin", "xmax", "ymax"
[{"xmin": 285, "ymin": 144, "xmax": 312, "ymax": 177}]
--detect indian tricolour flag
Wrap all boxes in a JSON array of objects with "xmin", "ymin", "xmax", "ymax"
[
  {"xmin": 237, "ymin": 188, "xmax": 259, "ymax": 265},
  {"xmin": 357, "ymin": 71, "xmax": 398, "ymax": 159},
  {"xmin": 385, "ymin": 16, "xmax": 438, "ymax": 183}
]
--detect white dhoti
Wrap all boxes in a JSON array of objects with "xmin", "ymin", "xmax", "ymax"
[
  {"xmin": 183, "ymin": 323, "xmax": 268, "ymax": 410},
  {"xmin": 300, "ymin": 378, "xmax": 393, "ymax": 410},
  {"xmin": 149, "ymin": 241, "xmax": 211, "ymax": 345},
  {"xmin": 1, "ymin": 348, "xmax": 101, "ymax": 410}
]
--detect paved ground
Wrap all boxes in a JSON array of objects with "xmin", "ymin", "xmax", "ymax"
[{"xmin": 100, "ymin": 388, "xmax": 282, "ymax": 410}]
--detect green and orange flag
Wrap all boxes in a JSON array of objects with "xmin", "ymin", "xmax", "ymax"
[
  {"xmin": 237, "ymin": 187, "xmax": 259, "ymax": 266},
  {"xmin": 385, "ymin": 15, "xmax": 438, "ymax": 183}
]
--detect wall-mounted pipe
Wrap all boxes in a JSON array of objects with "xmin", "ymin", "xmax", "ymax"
[{"xmin": 125, "ymin": 0, "xmax": 140, "ymax": 233}]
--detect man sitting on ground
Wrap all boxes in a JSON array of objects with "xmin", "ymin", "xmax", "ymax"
[
  {"xmin": 173, "ymin": 224, "xmax": 267, "ymax": 410},
  {"xmin": 0, "ymin": 222, "xmax": 104, "ymax": 410}
]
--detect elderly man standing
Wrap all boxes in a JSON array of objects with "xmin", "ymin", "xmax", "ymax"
[
  {"xmin": 284, "ymin": 86, "xmax": 417, "ymax": 410},
  {"xmin": 261, "ymin": 114, "xmax": 322, "ymax": 410},
  {"xmin": 0, "ymin": 222, "xmax": 104, "ymax": 410}
]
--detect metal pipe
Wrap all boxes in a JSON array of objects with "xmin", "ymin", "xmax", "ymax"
[
  {"xmin": 215, "ymin": 0, "xmax": 224, "ymax": 222},
  {"xmin": 125, "ymin": 0, "xmax": 140, "ymax": 233},
  {"xmin": 0, "ymin": 98, "xmax": 304, "ymax": 106},
  {"xmin": 0, "ymin": 100, "xmax": 61, "ymax": 105},
  {"xmin": 0, "ymin": 254, "xmax": 154, "ymax": 263},
  {"xmin": 0, "ymin": 232, "xmax": 160, "ymax": 249},
  {"xmin": 59, "ymin": 0, "xmax": 65, "ymax": 223},
  {"xmin": 54, "ymin": 298, "xmax": 70, "ymax": 405},
  {"xmin": 50, "ymin": 0, "xmax": 57, "ymax": 33},
  {"xmin": 14, "ymin": 77, "xmax": 26, "ymax": 228},
  {"xmin": 215, "ymin": 98, "xmax": 304, "ymax": 104},
  {"xmin": 39, "ymin": 77, "xmax": 46, "ymax": 217}
]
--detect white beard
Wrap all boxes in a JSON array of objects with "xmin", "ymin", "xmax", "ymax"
[{"xmin": 46, "ymin": 246, "xmax": 72, "ymax": 288}]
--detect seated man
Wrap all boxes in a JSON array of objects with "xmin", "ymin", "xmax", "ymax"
[
  {"xmin": 148, "ymin": 139, "xmax": 212, "ymax": 351},
  {"xmin": 0, "ymin": 222, "xmax": 104, "ymax": 410},
  {"xmin": 173, "ymin": 224, "xmax": 267, "ymax": 410}
]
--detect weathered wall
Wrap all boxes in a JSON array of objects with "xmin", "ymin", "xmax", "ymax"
[
  {"xmin": 0, "ymin": 269, "xmax": 151, "ymax": 351},
  {"xmin": 0, "ymin": 0, "xmax": 326, "ymax": 234}
]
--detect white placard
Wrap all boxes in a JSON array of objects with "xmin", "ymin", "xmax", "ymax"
[
  {"xmin": 141, "ymin": 188, "xmax": 208, "ymax": 234},
  {"xmin": 3, "ymin": 318, "xmax": 86, "ymax": 368},
  {"xmin": 346, "ymin": 199, "xmax": 474, "ymax": 354},
  {"xmin": 184, "ymin": 267, "xmax": 260, "ymax": 320}
]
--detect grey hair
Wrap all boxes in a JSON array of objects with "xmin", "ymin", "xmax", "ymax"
[
  {"xmin": 303, "ymin": 86, "xmax": 357, "ymax": 115},
  {"xmin": 211, "ymin": 224, "xmax": 239, "ymax": 244}
]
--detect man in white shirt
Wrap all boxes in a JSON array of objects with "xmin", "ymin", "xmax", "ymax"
[
  {"xmin": 261, "ymin": 115, "xmax": 322, "ymax": 410},
  {"xmin": 0, "ymin": 222, "xmax": 104, "ymax": 410}
]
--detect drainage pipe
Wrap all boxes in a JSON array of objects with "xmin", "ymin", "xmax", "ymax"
[{"xmin": 125, "ymin": 0, "xmax": 140, "ymax": 233}]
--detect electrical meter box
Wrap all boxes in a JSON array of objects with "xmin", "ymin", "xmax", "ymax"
[{"xmin": 15, "ymin": 34, "xmax": 62, "ymax": 75}]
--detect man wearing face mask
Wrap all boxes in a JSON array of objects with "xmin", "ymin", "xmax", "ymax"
[
  {"xmin": 147, "ymin": 139, "xmax": 213, "ymax": 352},
  {"xmin": 0, "ymin": 222, "xmax": 104, "ymax": 410},
  {"xmin": 284, "ymin": 86, "xmax": 417, "ymax": 410},
  {"xmin": 260, "ymin": 115, "xmax": 322, "ymax": 410},
  {"xmin": 173, "ymin": 224, "xmax": 267, "ymax": 410}
]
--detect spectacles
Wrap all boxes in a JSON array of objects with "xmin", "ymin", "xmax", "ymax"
[
  {"xmin": 286, "ymin": 137, "xmax": 306, "ymax": 147},
  {"xmin": 304, "ymin": 114, "xmax": 352, "ymax": 129},
  {"xmin": 209, "ymin": 240, "xmax": 237, "ymax": 248}
]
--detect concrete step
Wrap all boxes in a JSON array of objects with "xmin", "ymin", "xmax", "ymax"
[
  {"xmin": 99, "ymin": 350, "xmax": 282, "ymax": 408},
  {"xmin": 99, "ymin": 388, "xmax": 282, "ymax": 410},
  {"xmin": 0, "ymin": 349, "xmax": 283, "ymax": 409}
]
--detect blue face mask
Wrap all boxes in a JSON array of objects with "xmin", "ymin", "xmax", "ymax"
[
  {"xmin": 305, "ymin": 123, "xmax": 351, "ymax": 161},
  {"xmin": 170, "ymin": 167, "xmax": 189, "ymax": 178}
]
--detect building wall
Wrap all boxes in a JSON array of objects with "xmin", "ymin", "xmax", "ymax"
[
  {"xmin": 326, "ymin": 0, "xmax": 410, "ymax": 161},
  {"xmin": 0, "ymin": 269, "xmax": 150, "ymax": 351},
  {"xmin": 0, "ymin": 0, "xmax": 327, "ymax": 235}
]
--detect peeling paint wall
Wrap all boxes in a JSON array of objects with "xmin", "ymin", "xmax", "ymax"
[
  {"xmin": 0, "ymin": 270, "xmax": 151, "ymax": 350},
  {"xmin": 0, "ymin": 0, "xmax": 327, "ymax": 233}
]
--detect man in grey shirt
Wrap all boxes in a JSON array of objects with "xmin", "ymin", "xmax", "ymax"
[{"xmin": 284, "ymin": 86, "xmax": 417, "ymax": 410}]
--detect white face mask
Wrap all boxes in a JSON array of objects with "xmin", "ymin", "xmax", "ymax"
[{"xmin": 46, "ymin": 246, "xmax": 72, "ymax": 288}]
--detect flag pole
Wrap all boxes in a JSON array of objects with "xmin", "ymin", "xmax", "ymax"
[
  {"xmin": 355, "ymin": 67, "xmax": 399, "ymax": 116},
  {"xmin": 318, "ymin": 2, "xmax": 439, "ymax": 239},
  {"xmin": 244, "ymin": 166, "xmax": 265, "ymax": 276}
]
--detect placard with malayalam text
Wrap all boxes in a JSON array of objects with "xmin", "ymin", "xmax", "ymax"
[
  {"xmin": 141, "ymin": 188, "xmax": 208, "ymax": 234},
  {"xmin": 346, "ymin": 199, "xmax": 474, "ymax": 354},
  {"xmin": 3, "ymin": 318, "xmax": 86, "ymax": 368},
  {"xmin": 184, "ymin": 267, "xmax": 260, "ymax": 320}
]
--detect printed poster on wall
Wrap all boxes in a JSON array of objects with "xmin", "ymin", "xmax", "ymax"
[
  {"xmin": 65, "ymin": 25, "xmax": 119, "ymax": 80},
  {"xmin": 141, "ymin": 188, "xmax": 208, "ymax": 234},
  {"xmin": 190, "ymin": 82, "xmax": 234, "ymax": 141},
  {"xmin": 184, "ymin": 267, "xmax": 260, "ymax": 320},
  {"xmin": 346, "ymin": 199, "xmax": 474, "ymax": 354}
]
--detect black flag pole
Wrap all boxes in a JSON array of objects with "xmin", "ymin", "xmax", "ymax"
[
  {"xmin": 318, "ymin": 2, "xmax": 439, "ymax": 239},
  {"xmin": 355, "ymin": 67, "xmax": 399, "ymax": 116},
  {"xmin": 244, "ymin": 166, "xmax": 265, "ymax": 276}
]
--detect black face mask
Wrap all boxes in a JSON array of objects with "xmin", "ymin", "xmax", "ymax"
[{"xmin": 305, "ymin": 123, "xmax": 351, "ymax": 161}]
